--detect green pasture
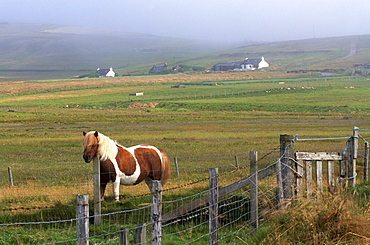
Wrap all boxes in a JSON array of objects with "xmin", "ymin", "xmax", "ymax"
[
  {"xmin": 1, "ymin": 75, "xmax": 370, "ymax": 163},
  {"xmin": 1, "ymin": 74, "xmax": 369, "ymax": 198},
  {"xmin": 0, "ymin": 75, "xmax": 370, "ymax": 243}
]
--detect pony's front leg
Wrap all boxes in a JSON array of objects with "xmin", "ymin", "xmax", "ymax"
[{"xmin": 113, "ymin": 179, "xmax": 120, "ymax": 201}]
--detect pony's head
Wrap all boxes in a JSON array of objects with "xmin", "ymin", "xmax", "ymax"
[{"xmin": 82, "ymin": 131, "xmax": 99, "ymax": 163}]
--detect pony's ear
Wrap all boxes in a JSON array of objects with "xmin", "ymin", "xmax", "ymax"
[
  {"xmin": 83, "ymin": 131, "xmax": 87, "ymax": 136},
  {"xmin": 94, "ymin": 131, "xmax": 99, "ymax": 137}
]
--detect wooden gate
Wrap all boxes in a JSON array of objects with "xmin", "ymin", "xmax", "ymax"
[{"xmin": 295, "ymin": 152, "xmax": 344, "ymax": 198}]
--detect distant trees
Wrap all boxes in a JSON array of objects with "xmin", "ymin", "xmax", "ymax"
[
  {"xmin": 77, "ymin": 73, "xmax": 99, "ymax": 78},
  {"xmin": 174, "ymin": 64, "xmax": 205, "ymax": 72},
  {"xmin": 154, "ymin": 64, "xmax": 205, "ymax": 75}
]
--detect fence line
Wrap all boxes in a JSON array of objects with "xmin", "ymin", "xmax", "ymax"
[
  {"xmin": 0, "ymin": 148, "xmax": 282, "ymax": 244},
  {"xmin": 0, "ymin": 128, "xmax": 368, "ymax": 244}
]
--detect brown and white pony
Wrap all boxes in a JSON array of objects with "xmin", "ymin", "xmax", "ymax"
[{"xmin": 82, "ymin": 131, "xmax": 170, "ymax": 201}]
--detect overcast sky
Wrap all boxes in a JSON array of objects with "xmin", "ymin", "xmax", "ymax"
[{"xmin": 2, "ymin": 0, "xmax": 370, "ymax": 42}]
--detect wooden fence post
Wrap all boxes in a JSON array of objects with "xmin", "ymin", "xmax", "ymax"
[
  {"xmin": 340, "ymin": 153, "xmax": 347, "ymax": 191},
  {"xmin": 250, "ymin": 151, "xmax": 258, "ymax": 233},
  {"xmin": 306, "ymin": 160, "xmax": 313, "ymax": 200},
  {"xmin": 93, "ymin": 156, "xmax": 101, "ymax": 225},
  {"xmin": 151, "ymin": 180, "xmax": 162, "ymax": 245},
  {"xmin": 76, "ymin": 194, "xmax": 89, "ymax": 245},
  {"xmin": 348, "ymin": 127, "xmax": 358, "ymax": 187},
  {"xmin": 174, "ymin": 157, "xmax": 180, "ymax": 177},
  {"xmin": 119, "ymin": 228, "xmax": 129, "ymax": 245},
  {"xmin": 234, "ymin": 156, "xmax": 239, "ymax": 169},
  {"xmin": 364, "ymin": 141, "xmax": 369, "ymax": 181},
  {"xmin": 134, "ymin": 223, "xmax": 146, "ymax": 245},
  {"xmin": 280, "ymin": 134, "xmax": 295, "ymax": 200},
  {"xmin": 276, "ymin": 159, "xmax": 284, "ymax": 205},
  {"xmin": 316, "ymin": 160, "xmax": 323, "ymax": 193},
  {"xmin": 209, "ymin": 167, "xmax": 219, "ymax": 245},
  {"xmin": 296, "ymin": 156, "xmax": 304, "ymax": 198},
  {"xmin": 328, "ymin": 160, "xmax": 335, "ymax": 194},
  {"xmin": 7, "ymin": 167, "xmax": 14, "ymax": 187}
]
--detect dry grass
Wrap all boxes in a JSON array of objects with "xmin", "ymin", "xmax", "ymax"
[
  {"xmin": 0, "ymin": 71, "xmax": 299, "ymax": 95},
  {"xmin": 0, "ymin": 183, "xmax": 92, "ymax": 207},
  {"xmin": 263, "ymin": 193, "xmax": 370, "ymax": 244}
]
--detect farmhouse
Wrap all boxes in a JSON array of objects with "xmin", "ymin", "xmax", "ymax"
[
  {"xmin": 149, "ymin": 63, "xmax": 168, "ymax": 74},
  {"xmin": 213, "ymin": 57, "xmax": 269, "ymax": 71},
  {"xmin": 96, "ymin": 67, "xmax": 115, "ymax": 77}
]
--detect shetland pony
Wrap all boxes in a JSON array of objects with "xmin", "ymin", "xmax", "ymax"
[{"xmin": 82, "ymin": 131, "xmax": 170, "ymax": 201}]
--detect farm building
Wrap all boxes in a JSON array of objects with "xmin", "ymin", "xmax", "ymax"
[
  {"xmin": 364, "ymin": 62, "xmax": 370, "ymax": 69},
  {"xmin": 149, "ymin": 63, "xmax": 168, "ymax": 74},
  {"xmin": 96, "ymin": 67, "xmax": 115, "ymax": 77},
  {"xmin": 213, "ymin": 57, "xmax": 269, "ymax": 71}
]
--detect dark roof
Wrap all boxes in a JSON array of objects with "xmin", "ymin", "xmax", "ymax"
[
  {"xmin": 149, "ymin": 64, "xmax": 168, "ymax": 74},
  {"xmin": 243, "ymin": 59, "xmax": 262, "ymax": 64},
  {"xmin": 214, "ymin": 58, "xmax": 262, "ymax": 68},
  {"xmin": 216, "ymin": 62, "xmax": 243, "ymax": 67},
  {"xmin": 96, "ymin": 68, "xmax": 110, "ymax": 76}
]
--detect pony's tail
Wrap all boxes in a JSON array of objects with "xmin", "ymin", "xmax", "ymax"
[{"xmin": 159, "ymin": 150, "xmax": 171, "ymax": 186}]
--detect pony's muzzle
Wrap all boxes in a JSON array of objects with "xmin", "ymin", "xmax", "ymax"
[{"xmin": 83, "ymin": 154, "xmax": 92, "ymax": 163}]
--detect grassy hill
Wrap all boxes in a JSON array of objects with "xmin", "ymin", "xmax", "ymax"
[
  {"xmin": 1, "ymin": 22, "xmax": 370, "ymax": 81},
  {"xmin": 175, "ymin": 35, "xmax": 370, "ymax": 73},
  {"xmin": 0, "ymin": 23, "xmax": 232, "ymax": 81}
]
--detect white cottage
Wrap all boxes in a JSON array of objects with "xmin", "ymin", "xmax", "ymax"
[
  {"xmin": 97, "ymin": 67, "xmax": 115, "ymax": 77},
  {"xmin": 213, "ymin": 57, "xmax": 269, "ymax": 71}
]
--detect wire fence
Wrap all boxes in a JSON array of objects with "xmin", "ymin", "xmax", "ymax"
[
  {"xmin": 1, "ymin": 126, "xmax": 368, "ymax": 244},
  {"xmin": 0, "ymin": 148, "xmax": 283, "ymax": 244}
]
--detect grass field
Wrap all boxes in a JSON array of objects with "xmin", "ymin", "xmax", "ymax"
[
  {"xmin": 0, "ymin": 72, "xmax": 370, "ymax": 243},
  {"xmin": 1, "ymin": 73, "xmax": 370, "ymax": 173}
]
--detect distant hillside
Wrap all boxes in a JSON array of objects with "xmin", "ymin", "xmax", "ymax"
[
  {"xmin": 1, "ymin": 22, "xmax": 370, "ymax": 81},
  {"xmin": 0, "ymin": 23, "xmax": 231, "ymax": 81},
  {"xmin": 176, "ymin": 34, "xmax": 370, "ymax": 74}
]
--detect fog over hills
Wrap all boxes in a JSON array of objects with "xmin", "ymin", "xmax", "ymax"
[
  {"xmin": 0, "ymin": 23, "xmax": 236, "ymax": 81},
  {"xmin": 1, "ymin": 22, "xmax": 370, "ymax": 81}
]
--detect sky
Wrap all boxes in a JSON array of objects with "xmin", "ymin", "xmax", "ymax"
[{"xmin": 2, "ymin": 0, "xmax": 370, "ymax": 43}]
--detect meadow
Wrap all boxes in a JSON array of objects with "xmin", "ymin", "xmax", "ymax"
[
  {"xmin": 0, "ymin": 72, "xmax": 370, "ymax": 243},
  {"xmin": 1, "ymin": 73, "xmax": 370, "ymax": 190}
]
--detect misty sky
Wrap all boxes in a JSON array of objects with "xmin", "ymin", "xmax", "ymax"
[{"xmin": 2, "ymin": 0, "xmax": 370, "ymax": 42}]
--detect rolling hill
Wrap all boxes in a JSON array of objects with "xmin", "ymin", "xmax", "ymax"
[
  {"xmin": 178, "ymin": 34, "xmax": 370, "ymax": 73},
  {"xmin": 1, "ymin": 22, "xmax": 370, "ymax": 81},
  {"xmin": 0, "ymin": 22, "xmax": 232, "ymax": 81}
]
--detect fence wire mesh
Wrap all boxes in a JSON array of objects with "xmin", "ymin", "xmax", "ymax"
[{"xmin": 0, "ymin": 148, "xmax": 289, "ymax": 244}]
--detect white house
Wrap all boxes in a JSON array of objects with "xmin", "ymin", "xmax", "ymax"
[
  {"xmin": 256, "ymin": 56, "xmax": 269, "ymax": 69},
  {"xmin": 97, "ymin": 67, "xmax": 115, "ymax": 77},
  {"xmin": 213, "ymin": 57, "xmax": 269, "ymax": 71}
]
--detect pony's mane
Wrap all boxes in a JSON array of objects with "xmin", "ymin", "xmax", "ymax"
[
  {"xmin": 84, "ymin": 131, "xmax": 119, "ymax": 161},
  {"xmin": 97, "ymin": 132, "xmax": 119, "ymax": 161}
]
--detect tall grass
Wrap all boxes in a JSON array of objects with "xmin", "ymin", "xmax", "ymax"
[{"xmin": 259, "ymin": 188, "xmax": 370, "ymax": 244}]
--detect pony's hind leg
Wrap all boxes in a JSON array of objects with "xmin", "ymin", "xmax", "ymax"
[
  {"xmin": 145, "ymin": 179, "xmax": 152, "ymax": 191},
  {"xmin": 145, "ymin": 177, "xmax": 159, "ymax": 192},
  {"xmin": 100, "ymin": 183, "xmax": 107, "ymax": 201},
  {"xmin": 113, "ymin": 180, "xmax": 120, "ymax": 201}
]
